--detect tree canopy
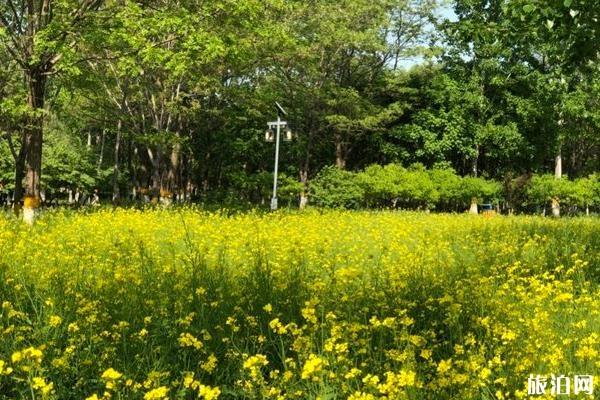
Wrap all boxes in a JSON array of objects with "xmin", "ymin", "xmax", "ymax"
[{"xmin": 0, "ymin": 0, "xmax": 599, "ymax": 213}]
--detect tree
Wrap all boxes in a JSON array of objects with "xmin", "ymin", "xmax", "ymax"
[
  {"xmin": 445, "ymin": 0, "xmax": 600, "ymax": 215},
  {"xmin": 389, "ymin": 66, "xmax": 527, "ymax": 176},
  {"xmin": 0, "ymin": 0, "xmax": 109, "ymax": 222},
  {"xmin": 0, "ymin": 46, "xmax": 27, "ymax": 206},
  {"xmin": 256, "ymin": 0, "xmax": 438, "ymax": 207}
]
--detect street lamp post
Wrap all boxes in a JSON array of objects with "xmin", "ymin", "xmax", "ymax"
[{"xmin": 265, "ymin": 102, "xmax": 292, "ymax": 211}]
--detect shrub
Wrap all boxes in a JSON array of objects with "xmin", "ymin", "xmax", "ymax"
[
  {"xmin": 357, "ymin": 164, "xmax": 405, "ymax": 208},
  {"xmin": 526, "ymin": 174, "xmax": 573, "ymax": 208},
  {"xmin": 310, "ymin": 166, "xmax": 364, "ymax": 208},
  {"xmin": 572, "ymin": 175, "xmax": 600, "ymax": 212},
  {"xmin": 428, "ymin": 167, "xmax": 463, "ymax": 210},
  {"xmin": 459, "ymin": 176, "xmax": 502, "ymax": 207}
]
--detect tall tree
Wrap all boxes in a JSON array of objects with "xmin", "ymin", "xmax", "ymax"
[
  {"xmin": 257, "ymin": 0, "xmax": 437, "ymax": 206},
  {"xmin": 0, "ymin": 0, "xmax": 108, "ymax": 222}
]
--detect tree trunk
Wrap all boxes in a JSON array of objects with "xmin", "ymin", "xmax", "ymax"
[
  {"xmin": 12, "ymin": 137, "xmax": 26, "ymax": 215},
  {"xmin": 96, "ymin": 129, "xmax": 106, "ymax": 174},
  {"xmin": 553, "ymin": 144, "xmax": 562, "ymax": 218},
  {"xmin": 23, "ymin": 70, "xmax": 46, "ymax": 225},
  {"xmin": 127, "ymin": 139, "xmax": 138, "ymax": 201},
  {"xmin": 180, "ymin": 153, "xmax": 190, "ymax": 202},
  {"xmin": 299, "ymin": 169, "xmax": 309, "ymax": 209},
  {"xmin": 469, "ymin": 197, "xmax": 478, "ymax": 214},
  {"xmin": 112, "ymin": 120, "xmax": 122, "ymax": 204},
  {"xmin": 202, "ymin": 150, "xmax": 211, "ymax": 197},
  {"xmin": 165, "ymin": 133, "xmax": 181, "ymax": 205},
  {"xmin": 472, "ymin": 145, "xmax": 479, "ymax": 177},
  {"xmin": 149, "ymin": 147, "xmax": 162, "ymax": 204},
  {"xmin": 179, "ymin": 153, "xmax": 187, "ymax": 202},
  {"xmin": 334, "ymin": 132, "xmax": 346, "ymax": 169},
  {"xmin": 555, "ymin": 151, "xmax": 562, "ymax": 178},
  {"xmin": 299, "ymin": 125, "xmax": 316, "ymax": 209}
]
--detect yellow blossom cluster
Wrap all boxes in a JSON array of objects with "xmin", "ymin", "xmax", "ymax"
[{"xmin": 0, "ymin": 209, "xmax": 599, "ymax": 399}]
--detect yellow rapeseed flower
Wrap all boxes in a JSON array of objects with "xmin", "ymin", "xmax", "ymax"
[
  {"xmin": 48, "ymin": 315, "xmax": 62, "ymax": 327},
  {"xmin": 198, "ymin": 384, "xmax": 221, "ymax": 400},
  {"xmin": 101, "ymin": 368, "xmax": 123, "ymax": 390},
  {"xmin": 144, "ymin": 386, "xmax": 169, "ymax": 400},
  {"xmin": 301, "ymin": 354, "xmax": 327, "ymax": 381}
]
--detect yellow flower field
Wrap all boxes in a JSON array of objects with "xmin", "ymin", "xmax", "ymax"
[{"xmin": 0, "ymin": 209, "xmax": 599, "ymax": 399}]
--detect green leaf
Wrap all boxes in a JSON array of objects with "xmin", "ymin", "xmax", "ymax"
[
  {"xmin": 523, "ymin": 4, "xmax": 535, "ymax": 13},
  {"xmin": 564, "ymin": 0, "xmax": 573, "ymax": 7}
]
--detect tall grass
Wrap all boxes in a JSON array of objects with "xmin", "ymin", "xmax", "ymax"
[{"xmin": 0, "ymin": 209, "xmax": 598, "ymax": 399}]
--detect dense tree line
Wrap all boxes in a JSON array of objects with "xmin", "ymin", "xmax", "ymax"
[{"xmin": 1, "ymin": 0, "xmax": 599, "ymax": 218}]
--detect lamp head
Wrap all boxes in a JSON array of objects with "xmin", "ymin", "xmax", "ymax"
[
  {"xmin": 265, "ymin": 128, "xmax": 275, "ymax": 142},
  {"xmin": 283, "ymin": 126, "xmax": 293, "ymax": 141}
]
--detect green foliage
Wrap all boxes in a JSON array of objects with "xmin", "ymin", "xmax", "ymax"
[
  {"xmin": 358, "ymin": 163, "xmax": 440, "ymax": 209},
  {"xmin": 42, "ymin": 129, "xmax": 97, "ymax": 193},
  {"xmin": 386, "ymin": 66, "xmax": 528, "ymax": 176},
  {"xmin": 0, "ymin": 140, "xmax": 13, "ymax": 189},
  {"xmin": 526, "ymin": 174, "xmax": 572, "ymax": 206},
  {"xmin": 310, "ymin": 166, "xmax": 364, "ymax": 209},
  {"xmin": 225, "ymin": 171, "xmax": 303, "ymax": 206},
  {"xmin": 311, "ymin": 163, "xmax": 502, "ymax": 211},
  {"xmin": 1, "ymin": 0, "xmax": 599, "ymax": 211},
  {"xmin": 428, "ymin": 167, "xmax": 463, "ymax": 208},
  {"xmin": 278, "ymin": 174, "xmax": 305, "ymax": 205},
  {"xmin": 540, "ymin": 175, "xmax": 600, "ymax": 210},
  {"xmin": 358, "ymin": 164, "xmax": 408, "ymax": 207},
  {"xmin": 572, "ymin": 175, "xmax": 600, "ymax": 208},
  {"xmin": 460, "ymin": 176, "xmax": 502, "ymax": 205}
]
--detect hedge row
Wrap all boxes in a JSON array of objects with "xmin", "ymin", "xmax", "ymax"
[{"xmin": 309, "ymin": 164, "xmax": 600, "ymax": 213}]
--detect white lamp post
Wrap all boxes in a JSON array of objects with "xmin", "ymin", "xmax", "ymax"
[{"xmin": 265, "ymin": 102, "xmax": 292, "ymax": 211}]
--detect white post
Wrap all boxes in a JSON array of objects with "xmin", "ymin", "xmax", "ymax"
[
  {"xmin": 271, "ymin": 115, "xmax": 281, "ymax": 211},
  {"xmin": 554, "ymin": 122, "xmax": 563, "ymax": 218}
]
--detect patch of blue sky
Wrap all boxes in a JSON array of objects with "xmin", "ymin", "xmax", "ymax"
[{"xmin": 396, "ymin": 3, "xmax": 457, "ymax": 69}]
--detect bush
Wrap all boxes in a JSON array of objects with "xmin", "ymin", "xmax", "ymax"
[
  {"xmin": 459, "ymin": 176, "xmax": 502, "ymax": 207},
  {"xmin": 526, "ymin": 174, "xmax": 573, "ymax": 208},
  {"xmin": 572, "ymin": 175, "xmax": 600, "ymax": 212},
  {"xmin": 402, "ymin": 164, "xmax": 440, "ymax": 209},
  {"xmin": 357, "ymin": 164, "xmax": 405, "ymax": 208},
  {"xmin": 311, "ymin": 164, "xmax": 503, "ymax": 211},
  {"xmin": 356, "ymin": 164, "xmax": 441, "ymax": 209},
  {"xmin": 310, "ymin": 166, "xmax": 364, "ymax": 208},
  {"xmin": 278, "ymin": 174, "xmax": 305, "ymax": 205},
  {"xmin": 308, "ymin": 165, "xmax": 600, "ymax": 215},
  {"xmin": 428, "ymin": 167, "xmax": 463, "ymax": 210},
  {"xmin": 502, "ymin": 173, "xmax": 532, "ymax": 213}
]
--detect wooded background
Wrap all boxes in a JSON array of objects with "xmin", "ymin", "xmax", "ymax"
[{"xmin": 1, "ymin": 0, "xmax": 599, "ymax": 210}]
